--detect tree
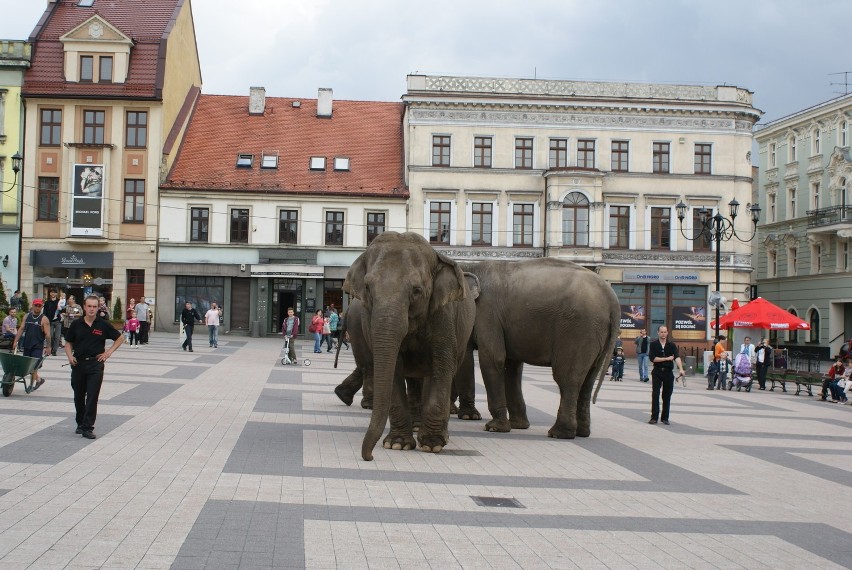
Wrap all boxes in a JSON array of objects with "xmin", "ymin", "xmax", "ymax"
[
  {"xmin": 113, "ymin": 297, "xmax": 123, "ymax": 321},
  {"xmin": 20, "ymin": 291, "xmax": 29, "ymax": 313}
]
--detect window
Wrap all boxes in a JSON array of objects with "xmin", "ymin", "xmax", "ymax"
[
  {"xmin": 78, "ymin": 0, "xmax": 95, "ymax": 6},
  {"xmin": 471, "ymin": 202, "xmax": 493, "ymax": 246},
  {"xmin": 175, "ymin": 276, "xmax": 224, "ymax": 323},
  {"xmin": 809, "ymin": 309, "xmax": 820, "ymax": 343},
  {"xmin": 691, "ymin": 209, "xmax": 712, "ymax": 252},
  {"xmin": 333, "ymin": 157, "xmax": 350, "ymax": 171},
  {"xmin": 812, "ymin": 242, "xmax": 822, "ymax": 273},
  {"xmin": 83, "ymin": 110, "xmax": 105, "ymax": 144},
  {"xmin": 262, "ymin": 154, "xmax": 278, "ymax": 169},
  {"xmin": 515, "ymin": 137, "xmax": 533, "ymax": 169},
  {"xmin": 279, "ymin": 210, "xmax": 297, "ymax": 244},
  {"xmin": 432, "ymin": 135, "xmax": 450, "ymax": 167},
  {"xmin": 230, "ymin": 208, "xmax": 249, "ymax": 243},
  {"xmin": 788, "ymin": 187, "xmax": 797, "ymax": 218},
  {"xmin": 813, "ymin": 128, "xmax": 821, "ymax": 154},
  {"xmin": 694, "ymin": 144, "xmax": 712, "ymax": 174},
  {"xmin": 653, "ymin": 142, "xmax": 670, "ymax": 173},
  {"xmin": 123, "ymin": 179, "xmax": 144, "ymax": 222},
  {"xmin": 767, "ymin": 250, "xmax": 777, "ymax": 278},
  {"xmin": 126, "ymin": 111, "xmax": 147, "ymax": 148},
  {"xmin": 812, "ymin": 181, "xmax": 820, "ymax": 209},
  {"xmin": 366, "ymin": 212, "xmax": 385, "ymax": 244},
  {"xmin": 611, "ymin": 140, "xmax": 629, "ymax": 172},
  {"xmin": 651, "ymin": 207, "xmax": 671, "ymax": 250},
  {"xmin": 769, "ymin": 142, "xmax": 777, "ymax": 167},
  {"xmin": 840, "ymin": 241, "xmax": 849, "ymax": 272},
  {"xmin": 474, "ymin": 137, "xmax": 492, "ymax": 168},
  {"xmin": 37, "ymin": 177, "xmax": 59, "ymax": 221},
  {"xmin": 787, "ymin": 309, "xmax": 799, "ymax": 343},
  {"xmin": 99, "ymin": 56, "xmax": 113, "ymax": 83},
  {"xmin": 429, "ymin": 201, "xmax": 451, "ymax": 244},
  {"xmin": 236, "ymin": 154, "xmax": 253, "ymax": 168},
  {"xmin": 513, "ymin": 204, "xmax": 534, "ymax": 246},
  {"xmin": 562, "ymin": 192, "xmax": 589, "ymax": 246},
  {"xmin": 309, "ymin": 156, "xmax": 326, "ymax": 170},
  {"xmin": 550, "ymin": 139, "xmax": 568, "ymax": 168},
  {"xmin": 789, "ymin": 136, "xmax": 797, "ymax": 161},
  {"xmin": 577, "ymin": 139, "xmax": 595, "ymax": 168},
  {"xmin": 609, "ymin": 206, "xmax": 630, "ymax": 248},
  {"xmin": 190, "ymin": 208, "xmax": 209, "ymax": 242},
  {"xmin": 80, "ymin": 55, "xmax": 93, "ymax": 82},
  {"xmin": 325, "ymin": 211, "xmax": 344, "ymax": 245},
  {"xmin": 788, "ymin": 246, "xmax": 797, "ymax": 276},
  {"xmin": 40, "ymin": 109, "xmax": 61, "ymax": 146},
  {"xmin": 768, "ymin": 193, "xmax": 777, "ymax": 223},
  {"xmin": 842, "ymin": 120, "xmax": 849, "ymax": 147}
]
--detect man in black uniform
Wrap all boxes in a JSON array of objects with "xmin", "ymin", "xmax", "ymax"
[
  {"xmin": 64, "ymin": 295, "xmax": 124, "ymax": 439},
  {"xmin": 180, "ymin": 302, "xmax": 202, "ymax": 352},
  {"xmin": 647, "ymin": 325, "xmax": 685, "ymax": 426}
]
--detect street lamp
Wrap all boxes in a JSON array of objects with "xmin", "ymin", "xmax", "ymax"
[
  {"xmin": 4, "ymin": 152, "xmax": 22, "ymax": 192},
  {"xmin": 676, "ymin": 198, "xmax": 761, "ymax": 341}
]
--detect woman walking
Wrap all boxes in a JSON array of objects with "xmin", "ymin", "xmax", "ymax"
[{"xmin": 310, "ymin": 309, "xmax": 324, "ymax": 354}]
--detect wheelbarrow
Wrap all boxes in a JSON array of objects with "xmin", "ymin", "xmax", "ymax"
[{"xmin": 0, "ymin": 351, "xmax": 46, "ymax": 397}]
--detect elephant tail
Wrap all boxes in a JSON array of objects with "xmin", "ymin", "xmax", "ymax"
[{"xmin": 592, "ymin": 306, "xmax": 620, "ymax": 405}]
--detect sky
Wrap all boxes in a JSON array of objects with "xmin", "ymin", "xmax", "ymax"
[{"xmin": 1, "ymin": 0, "xmax": 851, "ymax": 124}]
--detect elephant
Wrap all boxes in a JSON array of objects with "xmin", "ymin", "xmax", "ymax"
[
  {"xmin": 455, "ymin": 258, "xmax": 620, "ymax": 439},
  {"xmin": 343, "ymin": 232, "xmax": 478, "ymax": 461}
]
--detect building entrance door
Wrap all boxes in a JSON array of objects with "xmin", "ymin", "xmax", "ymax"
[
  {"xmin": 230, "ymin": 278, "xmax": 250, "ymax": 331},
  {"xmin": 277, "ymin": 291, "xmax": 296, "ymax": 333}
]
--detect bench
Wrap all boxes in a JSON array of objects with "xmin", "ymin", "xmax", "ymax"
[
  {"xmin": 791, "ymin": 370, "xmax": 825, "ymax": 397},
  {"xmin": 767, "ymin": 368, "xmax": 793, "ymax": 392}
]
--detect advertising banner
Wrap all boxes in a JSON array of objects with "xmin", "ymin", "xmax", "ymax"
[
  {"xmin": 619, "ymin": 304, "xmax": 646, "ymax": 330},
  {"xmin": 71, "ymin": 165, "xmax": 104, "ymax": 236},
  {"xmin": 671, "ymin": 305, "xmax": 707, "ymax": 340}
]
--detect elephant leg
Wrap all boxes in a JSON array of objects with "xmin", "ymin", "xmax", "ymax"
[
  {"xmin": 417, "ymin": 363, "xmax": 454, "ymax": 453},
  {"xmin": 505, "ymin": 360, "xmax": 529, "ymax": 429},
  {"xmin": 383, "ymin": 370, "xmax": 416, "ymax": 451},
  {"xmin": 480, "ymin": 347, "xmax": 511, "ymax": 433},
  {"xmin": 334, "ymin": 367, "xmax": 364, "ymax": 406},
  {"xmin": 406, "ymin": 377, "xmax": 423, "ymax": 432},
  {"xmin": 548, "ymin": 361, "xmax": 580, "ymax": 439},
  {"xmin": 574, "ymin": 367, "xmax": 598, "ymax": 438},
  {"xmin": 360, "ymin": 362, "xmax": 374, "ymax": 409},
  {"xmin": 453, "ymin": 346, "xmax": 481, "ymax": 421}
]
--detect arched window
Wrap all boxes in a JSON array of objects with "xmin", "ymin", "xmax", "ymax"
[
  {"xmin": 788, "ymin": 308, "xmax": 798, "ymax": 343},
  {"xmin": 808, "ymin": 309, "xmax": 820, "ymax": 343},
  {"xmin": 562, "ymin": 192, "xmax": 589, "ymax": 246}
]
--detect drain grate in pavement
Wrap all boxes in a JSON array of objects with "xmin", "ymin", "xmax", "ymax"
[
  {"xmin": 439, "ymin": 449, "xmax": 482, "ymax": 456},
  {"xmin": 471, "ymin": 496, "xmax": 525, "ymax": 508}
]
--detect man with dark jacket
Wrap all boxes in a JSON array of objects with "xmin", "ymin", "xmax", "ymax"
[
  {"xmin": 43, "ymin": 290, "xmax": 62, "ymax": 355},
  {"xmin": 180, "ymin": 302, "xmax": 202, "ymax": 352}
]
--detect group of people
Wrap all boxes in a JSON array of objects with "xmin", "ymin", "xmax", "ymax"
[
  {"xmin": 123, "ymin": 298, "xmax": 152, "ymax": 347},
  {"xmin": 824, "ymin": 357, "xmax": 851, "ymax": 403},
  {"xmin": 178, "ymin": 301, "xmax": 222, "ymax": 352},
  {"xmin": 707, "ymin": 335, "xmax": 773, "ymax": 392},
  {"xmin": 283, "ymin": 305, "xmax": 350, "ymax": 363}
]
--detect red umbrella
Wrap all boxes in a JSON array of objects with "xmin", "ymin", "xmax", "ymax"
[
  {"xmin": 710, "ymin": 297, "xmax": 810, "ymax": 330},
  {"xmin": 730, "ymin": 298, "xmax": 740, "ymax": 310}
]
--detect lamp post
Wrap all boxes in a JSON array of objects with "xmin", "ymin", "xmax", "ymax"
[
  {"xmin": 4, "ymin": 152, "xmax": 22, "ymax": 191},
  {"xmin": 676, "ymin": 199, "xmax": 761, "ymax": 342}
]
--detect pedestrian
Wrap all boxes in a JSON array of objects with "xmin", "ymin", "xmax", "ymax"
[
  {"xmin": 9, "ymin": 290, "xmax": 22, "ymax": 311},
  {"xmin": 205, "ymin": 302, "xmax": 222, "ymax": 348},
  {"xmin": 709, "ymin": 334, "xmax": 727, "ymax": 390},
  {"xmin": 125, "ymin": 310, "xmax": 141, "ymax": 348},
  {"xmin": 323, "ymin": 315, "xmax": 333, "ymax": 352},
  {"xmin": 613, "ymin": 332, "xmax": 623, "ymax": 356},
  {"xmin": 43, "ymin": 289, "xmax": 63, "ymax": 355},
  {"xmin": 64, "ymin": 295, "xmax": 124, "ymax": 439},
  {"xmin": 610, "ymin": 347, "xmax": 625, "ymax": 381},
  {"xmin": 755, "ymin": 337, "xmax": 772, "ymax": 390},
  {"xmin": 12, "ymin": 298, "xmax": 51, "ymax": 392},
  {"xmin": 739, "ymin": 336, "xmax": 756, "ymax": 364},
  {"xmin": 2, "ymin": 307, "xmax": 17, "ymax": 340},
  {"xmin": 647, "ymin": 325, "xmax": 685, "ymax": 426},
  {"xmin": 61, "ymin": 295, "xmax": 83, "ymax": 337},
  {"xmin": 97, "ymin": 296, "xmax": 109, "ymax": 320},
  {"xmin": 126, "ymin": 297, "xmax": 136, "ymax": 320},
  {"xmin": 282, "ymin": 307, "xmax": 300, "ymax": 363},
  {"xmin": 310, "ymin": 309, "xmax": 324, "ymax": 353},
  {"xmin": 823, "ymin": 358, "xmax": 848, "ymax": 403},
  {"xmin": 634, "ymin": 328, "xmax": 650, "ymax": 382},
  {"xmin": 180, "ymin": 301, "xmax": 202, "ymax": 352},
  {"xmin": 134, "ymin": 299, "xmax": 150, "ymax": 344},
  {"xmin": 329, "ymin": 308, "xmax": 339, "ymax": 349}
]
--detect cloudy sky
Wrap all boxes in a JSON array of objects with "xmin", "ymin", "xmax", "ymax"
[{"xmin": 2, "ymin": 0, "xmax": 850, "ymax": 123}]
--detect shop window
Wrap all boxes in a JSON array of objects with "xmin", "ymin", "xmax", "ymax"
[{"xmin": 174, "ymin": 276, "xmax": 224, "ymax": 322}]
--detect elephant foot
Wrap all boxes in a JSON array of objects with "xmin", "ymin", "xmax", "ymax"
[
  {"xmin": 382, "ymin": 433, "xmax": 416, "ymax": 451},
  {"xmin": 450, "ymin": 402, "xmax": 459, "ymax": 415},
  {"xmin": 360, "ymin": 398, "xmax": 373, "ymax": 410},
  {"xmin": 484, "ymin": 418, "xmax": 512, "ymax": 433},
  {"xmin": 457, "ymin": 405, "xmax": 481, "ymax": 421},
  {"xmin": 418, "ymin": 433, "xmax": 448, "ymax": 453},
  {"xmin": 547, "ymin": 425, "xmax": 577, "ymax": 439},
  {"xmin": 509, "ymin": 416, "xmax": 530, "ymax": 430},
  {"xmin": 576, "ymin": 425, "xmax": 591, "ymax": 438},
  {"xmin": 334, "ymin": 385, "xmax": 354, "ymax": 406}
]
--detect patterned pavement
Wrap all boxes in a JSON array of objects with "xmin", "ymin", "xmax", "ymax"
[{"xmin": 0, "ymin": 334, "xmax": 850, "ymax": 569}]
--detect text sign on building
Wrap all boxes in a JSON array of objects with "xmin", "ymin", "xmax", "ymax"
[
  {"xmin": 622, "ymin": 270, "xmax": 700, "ymax": 284},
  {"xmin": 32, "ymin": 250, "xmax": 114, "ymax": 268},
  {"xmin": 71, "ymin": 164, "xmax": 104, "ymax": 236}
]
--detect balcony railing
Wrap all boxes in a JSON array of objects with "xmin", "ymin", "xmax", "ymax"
[{"xmin": 806, "ymin": 206, "xmax": 852, "ymax": 228}]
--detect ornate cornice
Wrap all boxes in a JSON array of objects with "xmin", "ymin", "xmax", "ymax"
[
  {"xmin": 437, "ymin": 247, "xmax": 543, "ymax": 260},
  {"xmin": 602, "ymin": 251, "xmax": 752, "ymax": 268}
]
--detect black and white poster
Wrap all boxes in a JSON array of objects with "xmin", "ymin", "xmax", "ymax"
[{"xmin": 71, "ymin": 164, "xmax": 104, "ymax": 236}]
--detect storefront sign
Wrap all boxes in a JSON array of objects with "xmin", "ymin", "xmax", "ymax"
[
  {"xmin": 71, "ymin": 164, "xmax": 104, "ymax": 236},
  {"xmin": 619, "ymin": 304, "xmax": 646, "ymax": 329},
  {"xmin": 622, "ymin": 270, "xmax": 700, "ymax": 284},
  {"xmin": 251, "ymin": 264, "xmax": 324, "ymax": 278},
  {"xmin": 32, "ymin": 250, "xmax": 114, "ymax": 268}
]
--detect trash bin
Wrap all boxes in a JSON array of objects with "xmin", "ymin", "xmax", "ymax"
[
  {"xmin": 250, "ymin": 320, "xmax": 260, "ymax": 338},
  {"xmin": 684, "ymin": 355, "xmax": 697, "ymax": 376}
]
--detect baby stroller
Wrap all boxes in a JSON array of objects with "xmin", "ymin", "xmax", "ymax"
[
  {"xmin": 609, "ymin": 350, "xmax": 625, "ymax": 381},
  {"xmin": 281, "ymin": 336, "xmax": 311, "ymax": 367},
  {"xmin": 729, "ymin": 351, "xmax": 752, "ymax": 392}
]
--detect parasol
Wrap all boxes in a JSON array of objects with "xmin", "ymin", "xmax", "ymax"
[{"xmin": 710, "ymin": 297, "xmax": 810, "ymax": 330}]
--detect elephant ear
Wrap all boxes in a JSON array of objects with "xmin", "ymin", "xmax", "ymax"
[
  {"xmin": 463, "ymin": 272, "xmax": 480, "ymax": 301},
  {"xmin": 344, "ymin": 253, "xmax": 367, "ymax": 300},
  {"xmin": 430, "ymin": 253, "xmax": 468, "ymax": 312}
]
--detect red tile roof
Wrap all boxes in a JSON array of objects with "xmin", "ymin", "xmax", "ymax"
[
  {"xmin": 23, "ymin": 0, "xmax": 184, "ymax": 99},
  {"xmin": 162, "ymin": 94, "xmax": 407, "ymax": 198}
]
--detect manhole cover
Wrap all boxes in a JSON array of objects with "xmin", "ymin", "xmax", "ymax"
[{"xmin": 471, "ymin": 496, "xmax": 525, "ymax": 508}]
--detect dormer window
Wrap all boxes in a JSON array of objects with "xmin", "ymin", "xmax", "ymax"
[
  {"xmin": 309, "ymin": 156, "xmax": 326, "ymax": 171},
  {"xmin": 261, "ymin": 154, "xmax": 278, "ymax": 169},
  {"xmin": 236, "ymin": 154, "xmax": 253, "ymax": 168},
  {"xmin": 333, "ymin": 157, "xmax": 350, "ymax": 171},
  {"xmin": 80, "ymin": 56, "xmax": 93, "ymax": 82},
  {"xmin": 78, "ymin": 0, "xmax": 95, "ymax": 6},
  {"xmin": 61, "ymin": 17, "xmax": 133, "ymax": 84},
  {"xmin": 99, "ymin": 56, "xmax": 113, "ymax": 82}
]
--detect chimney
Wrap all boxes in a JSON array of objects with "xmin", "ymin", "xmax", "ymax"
[
  {"xmin": 249, "ymin": 86, "xmax": 266, "ymax": 115},
  {"xmin": 317, "ymin": 88, "xmax": 333, "ymax": 118}
]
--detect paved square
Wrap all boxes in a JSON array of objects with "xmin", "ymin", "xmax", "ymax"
[{"xmin": 0, "ymin": 335, "xmax": 850, "ymax": 568}]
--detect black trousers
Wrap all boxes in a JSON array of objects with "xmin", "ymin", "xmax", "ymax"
[
  {"xmin": 182, "ymin": 324, "xmax": 194, "ymax": 350},
  {"xmin": 71, "ymin": 359, "xmax": 104, "ymax": 431},
  {"xmin": 139, "ymin": 321, "xmax": 150, "ymax": 344},
  {"xmin": 756, "ymin": 364, "xmax": 770, "ymax": 389},
  {"xmin": 651, "ymin": 367, "xmax": 674, "ymax": 421}
]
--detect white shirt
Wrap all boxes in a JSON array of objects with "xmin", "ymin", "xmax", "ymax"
[{"xmin": 205, "ymin": 309, "xmax": 221, "ymax": 326}]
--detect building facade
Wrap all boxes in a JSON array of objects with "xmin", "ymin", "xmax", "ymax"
[
  {"xmin": 403, "ymin": 75, "xmax": 760, "ymax": 351},
  {"xmin": 755, "ymin": 93, "xmax": 852, "ymax": 359},
  {"xmin": 158, "ymin": 88, "xmax": 406, "ymax": 334},
  {"xmin": 20, "ymin": 0, "xmax": 201, "ymax": 317}
]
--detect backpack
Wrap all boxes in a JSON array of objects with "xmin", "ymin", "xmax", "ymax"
[{"xmin": 734, "ymin": 351, "xmax": 752, "ymax": 376}]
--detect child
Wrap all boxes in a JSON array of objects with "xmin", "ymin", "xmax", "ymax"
[
  {"xmin": 126, "ymin": 310, "xmax": 141, "ymax": 348},
  {"xmin": 715, "ymin": 351, "xmax": 732, "ymax": 390},
  {"xmin": 610, "ymin": 347, "xmax": 625, "ymax": 381}
]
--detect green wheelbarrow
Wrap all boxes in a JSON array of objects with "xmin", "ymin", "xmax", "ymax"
[{"xmin": 0, "ymin": 351, "xmax": 46, "ymax": 397}]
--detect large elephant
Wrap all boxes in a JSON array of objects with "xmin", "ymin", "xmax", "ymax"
[
  {"xmin": 456, "ymin": 258, "xmax": 619, "ymax": 439},
  {"xmin": 344, "ymin": 232, "xmax": 477, "ymax": 461}
]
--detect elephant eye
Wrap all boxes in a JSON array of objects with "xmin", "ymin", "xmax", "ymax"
[{"xmin": 412, "ymin": 286, "xmax": 423, "ymax": 297}]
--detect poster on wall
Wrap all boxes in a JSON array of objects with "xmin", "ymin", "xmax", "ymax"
[
  {"xmin": 619, "ymin": 304, "xmax": 646, "ymax": 330},
  {"xmin": 671, "ymin": 305, "xmax": 707, "ymax": 340},
  {"xmin": 71, "ymin": 164, "xmax": 104, "ymax": 236}
]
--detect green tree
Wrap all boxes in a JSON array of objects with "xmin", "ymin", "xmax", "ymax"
[
  {"xmin": 20, "ymin": 291, "xmax": 29, "ymax": 313},
  {"xmin": 113, "ymin": 297, "xmax": 123, "ymax": 321}
]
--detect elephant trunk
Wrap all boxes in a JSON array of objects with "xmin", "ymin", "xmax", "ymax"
[{"xmin": 361, "ymin": 317, "xmax": 405, "ymax": 461}]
